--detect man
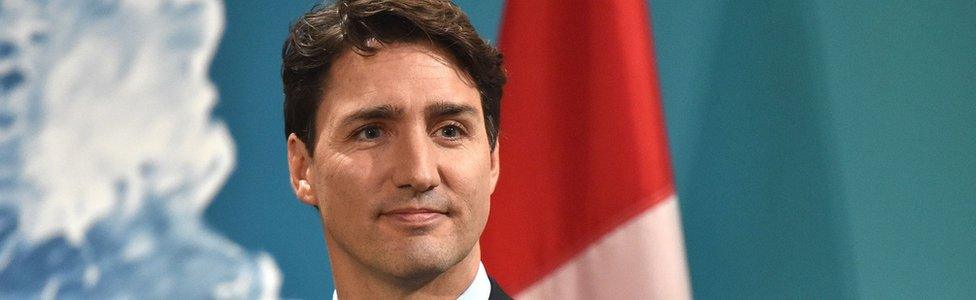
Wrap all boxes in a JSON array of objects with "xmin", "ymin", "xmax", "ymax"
[{"xmin": 280, "ymin": 0, "xmax": 509, "ymax": 299}]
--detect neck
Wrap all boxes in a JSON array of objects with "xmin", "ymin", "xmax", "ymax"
[{"xmin": 329, "ymin": 241, "xmax": 482, "ymax": 300}]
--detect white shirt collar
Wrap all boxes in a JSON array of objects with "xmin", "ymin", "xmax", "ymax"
[
  {"xmin": 332, "ymin": 262, "xmax": 491, "ymax": 300},
  {"xmin": 458, "ymin": 262, "xmax": 491, "ymax": 300}
]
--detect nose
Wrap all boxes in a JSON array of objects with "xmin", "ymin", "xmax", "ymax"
[{"xmin": 391, "ymin": 129, "xmax": 440, "ymax": 193}]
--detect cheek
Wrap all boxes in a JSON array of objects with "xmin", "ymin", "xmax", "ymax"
[
  {"xmin": 445, "ymin": 155, "xmax": 493, "ymax": 239},
  {"xmin": 313, "ymin": 151, "xmax": 384, "ymax": 217},
  {"xmin": 442, "ymin": 149, "xmax": 493, "ymax": 211}
]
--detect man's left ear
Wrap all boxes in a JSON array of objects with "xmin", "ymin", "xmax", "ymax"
[{"xmin": 489, "ymin": 142, "xmax": 500, "ymax": 193}]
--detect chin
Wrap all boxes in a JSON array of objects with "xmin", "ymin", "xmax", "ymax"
[{"xmin": 384, "ymin": 240, "xmax": 468, "ymax": 281}]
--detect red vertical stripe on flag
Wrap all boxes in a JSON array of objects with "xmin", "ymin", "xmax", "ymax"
[{"xmin": 481, "ymin": 0, "xmax": 676, "ymax": 295}]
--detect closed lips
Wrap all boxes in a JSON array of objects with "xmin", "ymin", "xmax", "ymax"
[{"xmin": 382, "ymin": 208, "xmax": 447, "ymax": 224}]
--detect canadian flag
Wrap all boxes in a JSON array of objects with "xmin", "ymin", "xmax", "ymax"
[{"xmin": 480, "ymin": 0, "xmax": 692, "ymax": 298}]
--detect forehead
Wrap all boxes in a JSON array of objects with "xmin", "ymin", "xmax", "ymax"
[{"xmin": 317, "ymin": 42, "xmax": 481, "ymax": 122}]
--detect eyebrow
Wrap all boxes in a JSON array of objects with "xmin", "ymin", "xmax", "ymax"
[
  {"xmin": 425, "ymin": 102, "xmax": 478, "ymax": 120},
  {"xmin": 339, "ymin": 104, "xmax": 404, "ymax": 127}
]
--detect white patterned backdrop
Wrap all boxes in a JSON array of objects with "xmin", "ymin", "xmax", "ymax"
[{"xmin": 0, "ymin": 0, "xmax": 281, "ymax": 298}]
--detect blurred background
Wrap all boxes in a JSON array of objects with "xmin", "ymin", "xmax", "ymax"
[{"xmin": 2, "ymin": 0, "xmax": 973, "ymax": 299}]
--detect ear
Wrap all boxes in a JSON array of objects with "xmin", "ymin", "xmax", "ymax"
[
  {"xmin": 287, "ymin": 133, "xmax": 317, "ymax": 206},
  {"xmin": 488, "ymin": 141, "xmax": 500, "ymax": 193}
]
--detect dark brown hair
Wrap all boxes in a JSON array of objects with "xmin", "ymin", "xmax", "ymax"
[{"xmin": 282, "ymin": 0, "xmax": 506, "ymax": 153}]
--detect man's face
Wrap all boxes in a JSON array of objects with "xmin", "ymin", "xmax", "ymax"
[{"xmin": 287, "ymin": 42, "xmax": 499, "ymax": 280}]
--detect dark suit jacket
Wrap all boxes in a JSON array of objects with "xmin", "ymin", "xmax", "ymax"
[{"xmin": 488, "ymin": 276, "xmax": 512, "ymax": 300}]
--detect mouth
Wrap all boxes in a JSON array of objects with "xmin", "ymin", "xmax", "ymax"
[{"xmin": 380, "ymin": 208, "xmax": 447, "ymax": 228}]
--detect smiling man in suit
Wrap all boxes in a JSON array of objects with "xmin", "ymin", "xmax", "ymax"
[{"xmin": 280, "ymin": 1, "xmax": 510, "ymax": 299}]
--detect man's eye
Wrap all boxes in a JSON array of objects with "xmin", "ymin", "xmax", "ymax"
[
  {"xmin": 437, "ymin": 124, "xmax": 465, "ymax": 140},
  {"xmin": 355, "ymin": 126, "xmax": 384, "ymax": 140}
]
